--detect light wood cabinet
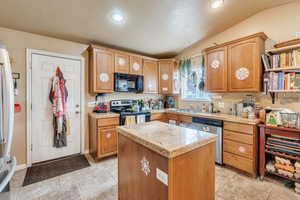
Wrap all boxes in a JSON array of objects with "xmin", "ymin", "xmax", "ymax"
[
  {"xmin": 205, "ymin": 47, "xmax": 228, "ymax": 92},
  {"xmin": 89, "ymin": 115, "xmax": 119, "ymax": 160},
  {"xmin": 89, "ymin": 46, "xmax": 114, "ymax": 93},
  {"xmin": 228, "ymin": 37, "xmax": 265, "ymax": 92},
  {"xmin": 143, "ymin": 59, "xmax": 159, "ymax": 93},
  {"xmin": 158, "ymin": 59, "xmax": 176, "ymax": 94},
  {"xmin": 99, "ymin": 127, "xmax": 117, "ymax": 155},
  {"xmin": 223, "ymin": 121, "xmax": 258, "ymax": 177},
  {"xmin": 203, "ymin": 32, "xmax": 267, "ymax": 93},
  {"xmin": 129, "ymin": 55, "xmax": 143, "ymax": 75},
  {"xmin": 115, "ymin": 53, "xmax": 130, "ymax": 74}
]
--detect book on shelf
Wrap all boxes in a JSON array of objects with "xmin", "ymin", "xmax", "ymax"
[
  {"xmin": 268, "ymin": 49, "xmax": 300, "ymax": 69},
  {"xmin": 268, "ymin": 72, "xmax": 300, "ymax": 91},
  {"xmin": 262, "ymin": 54, "xmax": 271, "ymax": 70}
]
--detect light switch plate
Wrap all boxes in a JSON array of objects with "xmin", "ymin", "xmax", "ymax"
[
  {"xmin": 218, "ymin": 102, "xmax": 225, "ymax": 108},
  {"xmin": 87, "ymin": 101, "xmax": 96, "ymax": 107},
  {"xmin": 156, "ymin": 168, "xmax": 168, "ymax": 186}
]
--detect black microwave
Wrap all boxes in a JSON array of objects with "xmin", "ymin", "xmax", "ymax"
[{"xmin": 114, "ymin": 73, "xmax": 144, "ymax": 92}]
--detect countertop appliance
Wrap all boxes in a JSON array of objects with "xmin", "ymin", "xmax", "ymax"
[
  {"xmin": 0, "ymin": 45, "xmax": 16, "ymax": 192},
  {"xmin": 110, "ymin": 100, "xmax": 150, "ymax": 125},
  {"xmin": 183, "ymin": 117, "xmax": 223, "ymax": 165},
  {"xmin": 114, "ymin": 73, "xmax": 144, "ymax": 93}
]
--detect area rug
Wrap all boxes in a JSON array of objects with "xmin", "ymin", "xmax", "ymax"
[{"xmin": 23, "ymin": 154, "xmax": 90, "ymax": 186}]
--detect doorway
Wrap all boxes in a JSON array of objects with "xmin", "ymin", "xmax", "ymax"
[{"xmin": 26, "ymin": 49, "xmax": 85, "ymax": 165}]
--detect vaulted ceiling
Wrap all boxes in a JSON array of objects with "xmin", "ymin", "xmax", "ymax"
[{"xmin": 0, "ymin": 0, "xmax": 297, "ymax": 57}]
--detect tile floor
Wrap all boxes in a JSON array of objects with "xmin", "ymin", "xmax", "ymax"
[{"xmin": 2, "ymin": 155, "xmax": 300, "ymax": 200}]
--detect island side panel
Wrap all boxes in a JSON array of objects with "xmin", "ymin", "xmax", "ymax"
[
  {"xmin": 169, "ymin": 142, "xmax": 215, "ymax": 200},
  {"xmin": 118, "ymin": 134, "xmax": 169, "ymax": 200}
]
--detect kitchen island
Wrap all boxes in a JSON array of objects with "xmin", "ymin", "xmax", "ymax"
[{"xmin": 117, "ymin": 121, "xmax": 217, "ymax": 200}]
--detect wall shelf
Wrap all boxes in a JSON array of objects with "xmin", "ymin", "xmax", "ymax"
[
  {"xmin": 268, "ymin": 90, "xmax": 300, "ymax": 93},
  {"xmin": 266, "ymin": 44, "xmax": 300, "ymax": 54},
  {"xmin": 265, "ymin": 66, "xmax": 300, "ymax": 72}
]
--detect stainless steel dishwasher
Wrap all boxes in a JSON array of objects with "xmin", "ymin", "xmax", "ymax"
[{"xmin": 182, "ymin": 116, "xmax": 223, "ymax": 165}]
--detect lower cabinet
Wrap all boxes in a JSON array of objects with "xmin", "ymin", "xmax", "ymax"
[
  {"xmin": 223, "ymin": 122, "xmax": 258, "ymax": 177},
  {"xmin": 98, "ymin": 127, "xmax": 117, "ymax": 156},
  {"xmin": 89, "ymin": 115, "xmax": 119, "ymax": 160}
]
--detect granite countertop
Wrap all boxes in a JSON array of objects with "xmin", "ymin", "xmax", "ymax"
[
  {"xmin": 117, "ymin": 121, "xmax": 217, "ymax": 158},
  {"xmin": 89, "ymin": 109, "xmax": 260, "ymax": 125},
  {"xmin": 165, "ymin": 110, "xmax": 260, "ymax": 125},
  {"xmin": 89, "ymin": 112, "xmax": 120, "ymax": 119}
]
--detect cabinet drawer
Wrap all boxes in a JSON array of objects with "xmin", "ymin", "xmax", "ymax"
[
  {"xmin": 151, "ymin": 113, "xmax": 166, "ymax": 121},
  {"xmin": 97, "ymin": 117, "xmax": 119, "ymax": 127},
  {"xmin": 224, "ymin": 139, "xmax": 252, "ymax": 159},
  {"xmin": 224, "ymin": 122, "xmax": 254, "ymax": 135},
  {"xmin": 224, "ymin": 130, "xmax": 253, "ymax": 145},
  {"xmin": 98, "ymin": 128, "xmax": 117, "ymax": 155},
  {"xmin": 167, "ymin": 113, "xmax": 178, "ymax": 120},
  {"xmin": 178, "ymin": 115, "xmax": 192, "ymax": 123},
  {"xmin": 224, "ymin": 152, "xmax": 254, "ymax": 174}
]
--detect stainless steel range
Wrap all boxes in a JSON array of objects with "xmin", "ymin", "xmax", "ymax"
[{"xmin": 110, "ymin": 100, "xmax": 151, "ymax": 125}]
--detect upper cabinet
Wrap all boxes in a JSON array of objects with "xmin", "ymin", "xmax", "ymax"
[
  {"xmin": 115, "ymin": 53, "xmax": 130, "ymax": 74},
  {"xmin": 203, "ymin": 32, "xmax": 267, "ymax": 92},
  {"xmin": 205, "ymin": 47, "xmax": 228, "ymax": 92},
  {"xmin": 130, "ymin": 55, "xmax": 143, "ymax": 75},
  {"xmin": 158, "ymin": 59, "xmax": 179, "ymax": 94},
  {"xmin": 143, "ymin": 59, "xmax": 158, "ymax": 93},
  {"xmin": 228, "ymin": 37, "xmax": 265, "ymax": 92},
  {"xmin": 89, "ymin": 45, "xmax": 114, "ymax": 93}
]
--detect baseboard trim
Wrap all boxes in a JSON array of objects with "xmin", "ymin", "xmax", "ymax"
[{"xmin": 16, "ymin": 164, "xmax": 27, "ymax": 171}]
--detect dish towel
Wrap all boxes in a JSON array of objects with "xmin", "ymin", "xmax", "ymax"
[
  {"xmin": 49, "ymin": 67, "xmax": 68, "ymax": 148},
  {"xmin": 137, "ymin": 115, "xmax": 146, "ymax": 124},
  {"xmin": 125, "ymin": 116, "xmax": 136, "ymax": 126}
]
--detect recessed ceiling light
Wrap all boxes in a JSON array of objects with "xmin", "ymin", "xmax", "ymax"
[
  {"xmin": 211, "ymin": 0, "xmax": 224, "ymax": 9},
  {"xmin": 110, "ymin": 10, "xmax": 125, "ymax": 24}
]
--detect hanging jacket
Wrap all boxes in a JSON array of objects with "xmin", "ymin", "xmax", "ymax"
[{"xmin": 49, "ymin": 67, "xmax": 68, "ymax": 148}]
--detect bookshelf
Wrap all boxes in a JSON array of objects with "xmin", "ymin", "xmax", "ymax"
[
  {"xmin": 269, "ymin": 90, "xmax": 300, "ymax": 93},
  {"xmin": 262, "ymin": 40, "xmax": 300, "ymax": 103},
  {"xmin": 265, "ymin": 66, "xmax": 300, "ymax": 72},
  {"xmin": 266, "ymin": 43, "xmax": 300, "ymax": 54}
]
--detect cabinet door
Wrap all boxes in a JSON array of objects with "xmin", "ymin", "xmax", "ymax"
[
  {"xmin": 205, "ymin": 47, "xmax": 227, "ymax": 92},
  {"xmin": 90, "ymin": 48, "xmax": 114, "ymax": 93},
  {"xmin": 228, "ymin": 38, "xmax": 262, "ymax": 92},
  {"xmin": 99, "ymin": 127, "xmax": 117, "ymax": 155},
  {"xmin": 159, "ymin": 61, "xmax": 173, "ymax": 94},
  {"xmin": 115, "ymin": 53, "xmax": 130, "ymax": 74},
  {"xmin": 130, "ymin": 56, "xmax": 143, "ymax": 75},
  {"xmin": 143, "ymin": 59, "xmax": 158, "ymax": 93}
]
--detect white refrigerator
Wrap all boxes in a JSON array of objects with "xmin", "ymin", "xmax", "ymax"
[{"xmin": 0, "ymin": 44, "xmax": 16, "ymax": 192}]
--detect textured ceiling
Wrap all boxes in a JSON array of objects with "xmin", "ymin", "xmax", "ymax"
[{"xmin": 0, "ymin": 0, "xmax": 297, "ymax": 57}]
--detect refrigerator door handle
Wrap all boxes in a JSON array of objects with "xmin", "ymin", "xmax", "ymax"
[{"xmin": 0, "ymin": 156, "xmax": 16, "ymax": 192}]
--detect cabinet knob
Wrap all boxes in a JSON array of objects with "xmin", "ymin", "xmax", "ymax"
[
  {"xmin": 238, "ymin": 146, "xmax": 246, "ymax": 153},
  {"xmin": 106, "ymin": 133, "xmax": 112, "ymax": 138}
]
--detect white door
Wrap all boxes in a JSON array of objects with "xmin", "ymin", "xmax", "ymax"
[{"xmin": 31, "ymin": 52, "xmax": 82, "ymax": 163}]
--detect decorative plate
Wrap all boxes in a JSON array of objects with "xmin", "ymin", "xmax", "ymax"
[
  {"xmin": 141, "ymin": 157, "xmax": 150, "ymax": 176},
  {"xmin": 211, "ymin": 59, "xmax": 220, "ymax": 69},
  {"xmin": 99, "ymin": 73, "xmax": 109, "ymax": 82},
  {"xmin": 133, "ymin": 62, "xmax": 140, "ymax": 71},
  {"xmin": 235, "ymin": 67, "xmax": 250, "ymax": 80},
  {"xmin": 162, "ymin": 74, "xmax": 169, "ymax": 80},
  {"xmin": 118, "ymin": 58, "xmax": 125, "ymax": 66}
]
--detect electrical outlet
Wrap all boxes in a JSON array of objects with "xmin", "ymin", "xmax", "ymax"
[
  {"xmin": 218, "ymin": 102, "xmax": 225, "ymax": 108},
  {"xmin": 87, "ymin": 101, "xmax": 96, "ymax": 107},
  {"xmin": 296, "ymin": 32, "xmax": 300, "ymax": 38}
]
